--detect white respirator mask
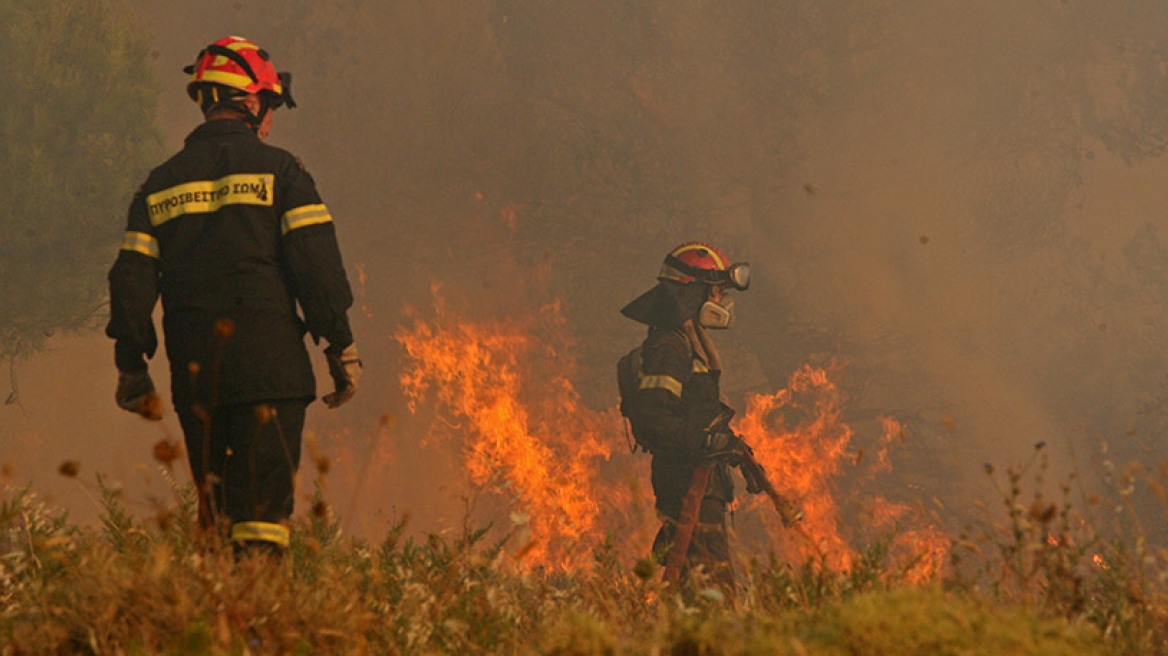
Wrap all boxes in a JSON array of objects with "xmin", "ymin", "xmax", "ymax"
[{"xmin": 698, "ymin": 296, "xmax": 735, "ymax": 329}]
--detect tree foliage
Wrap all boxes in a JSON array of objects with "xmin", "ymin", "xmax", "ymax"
[{"xmin": 0, "ymin": 0, "xmax": 161, "ymax": 362}]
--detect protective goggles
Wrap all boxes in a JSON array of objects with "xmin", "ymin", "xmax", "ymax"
[{"xmin": 664, "ymin": 255, "xmax": 751, "ymax": 291}]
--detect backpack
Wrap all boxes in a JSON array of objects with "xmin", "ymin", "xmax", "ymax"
[{"xmin": 616, "ymin": 345, "xmax": 650, "ymax": 453}]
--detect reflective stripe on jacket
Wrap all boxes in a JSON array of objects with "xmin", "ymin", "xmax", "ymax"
[
  {"xmin": 106, "ymin": 119, "xmax": 354, "ymax": 405},
  {"xmin": 624, "ymin": 327, "xmax": 734, "ymax": 515}
]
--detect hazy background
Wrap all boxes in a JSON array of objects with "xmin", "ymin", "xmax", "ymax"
[{"xmin": 6, "ymin": 0, "xmax": 1168, "ymax": 543}]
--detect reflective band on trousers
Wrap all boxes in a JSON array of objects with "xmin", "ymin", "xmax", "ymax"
[
  {"xmin": 281, "ymin": 203, "xmax": 333, "ymax": 234},
  {"xmin": 120, "ymin": 231, "xmax": 159, "ymax": 259},
  {"xmin": 230, "ymin": 521, "xmax": 290, "ymax": 547}
]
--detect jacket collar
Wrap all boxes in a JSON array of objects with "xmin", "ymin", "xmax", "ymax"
[{"xmin": 185, "ymin": 118, "xmax": 259, "ymax": 143}]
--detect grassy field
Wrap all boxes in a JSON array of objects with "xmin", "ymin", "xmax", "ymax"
[{"xmin": 3, "ymin": 446, "xmax": 1166, "ymax": 656}]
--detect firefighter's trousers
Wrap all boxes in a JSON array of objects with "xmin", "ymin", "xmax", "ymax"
[
  {"xmin": 652, "ymin": 496, "xmax": 734, "ymax": 589},
  {"xmin": 177, "ymin": 398, "xmax": 308, "ymax": 553}
]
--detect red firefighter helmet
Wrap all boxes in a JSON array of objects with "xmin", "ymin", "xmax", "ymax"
[
  {"xmin": 184, "ymin": 36, "xmax": 295, "ymax": 109},
  {"xmin": 658, "ymin": 241, "xmax": 750, "ymax": 290}
]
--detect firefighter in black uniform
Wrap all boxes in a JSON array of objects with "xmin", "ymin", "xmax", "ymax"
[
  {"xmin": 619, "ymin": 242, "xmax": 753, "ymax": 588},
  {"xmin": 106, "ymin": 36, "xmax": 361, "ymax": 555}
]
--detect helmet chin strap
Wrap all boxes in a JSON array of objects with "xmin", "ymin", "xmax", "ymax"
[
  {"xmin": 218, "ymin": 103, "xmax": 264, "ymax": 132},
  {"xmin": 203, "ymin": 92, "xmax": 269, "ymax": 133},
  {"xmin": 234, "ymin": 93, "xmax": 272, "ymax": 132},
  {"xmin": 246, "ymin": 99, "xmax": 270, "ymax": 132}
]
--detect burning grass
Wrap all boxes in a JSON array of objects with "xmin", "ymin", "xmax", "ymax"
[
  {"xmin": 393, "ymin": 298, "xmax": 952, "ymax": 578},
  {"xmin": 4, "ymin": 302, "xmax": 1166, "ymax": 653},
  {"xmin": 0, "ymin": 465, "xmax": 1145, "ymax": 655},
  {"xmin": 4, "ymin": 398, "xmax": 1166, "ymax": 654}
]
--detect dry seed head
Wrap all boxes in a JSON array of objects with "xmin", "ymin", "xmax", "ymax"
[
  {"xmin": 138, "ymin": 392, "xmax": 163, "ymax": 420},
  {"xmin": 1127, "ymin": 579, "xmax": 1147, "ymax": 605},
  {"xmin": 214, "ymin": 318, "xmax": 236, "ymax": 338},
  {"xmin": 1029, "ymin": 501, "xmax": 1057, "ymax": 524},
  {"xmin": 633, "ymin": 558, "xmax": 657, "ymax": 580},
  {"xmin": 254, "ymin": 404, "xmax": 274, "ymax": 425},
  {"xmin": 58, "ymin": 460, "xmax": 80, "ymax": 478},
  {"xmin": 153, "ymin": 439, "xmax": 182, "ymax": 466}
]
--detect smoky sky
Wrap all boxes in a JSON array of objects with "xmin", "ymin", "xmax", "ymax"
[{"xmin": 6, "ymin": 0, "xmax": 1168, "ymax": 540}]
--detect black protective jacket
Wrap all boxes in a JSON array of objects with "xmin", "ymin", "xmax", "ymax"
[
  {"xmin": 106, "ymin": 119, "xmax": 353, "ymax": 407},
  {"xmin": 626, "ymin": 327, "xmax": 734, "ymax": 517}
]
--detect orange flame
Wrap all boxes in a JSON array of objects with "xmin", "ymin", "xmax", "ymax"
[
  {"xmin": 397, "ymin": 294, "xmax": 949, "ymax": 577},
  {"xmin": 736, "ymin": 365, "xmax": 857, "ymax": 569},
  {"xmin": 396, "ymin": 296, "xmax": 630, "ymax": 570},
  {"xmin": 736, "ymin": 365, "xmax": 950, "ymax": 579},
  {"xmin": 874, "ymin": 415, "xmax": 904, "ymax": 473}
]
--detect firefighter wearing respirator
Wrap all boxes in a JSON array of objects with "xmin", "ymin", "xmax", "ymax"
[{"xmin": 617, "ymin": 241, "xmax": 753, "ymax": 589}]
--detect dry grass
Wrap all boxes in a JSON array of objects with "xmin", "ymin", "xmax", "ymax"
[{"xmin": 3, "ymin": 445, "xmax": 1166, "ymax": 655}]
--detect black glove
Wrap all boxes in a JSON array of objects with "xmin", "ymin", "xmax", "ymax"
[
  {"xmin": 741, "ymin": 463, "xmax": 767, "ymax": 495},
  {"xmin": 704, "ymin": 429, "xmax": 747, "ymax": 464},
  {"xmin": 323, "ymin": 343, "xmax": 362, "ymax": 409},
  {"xmin": 115, "ymin": 369, "xmax": 162, "ymax": 421}
]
